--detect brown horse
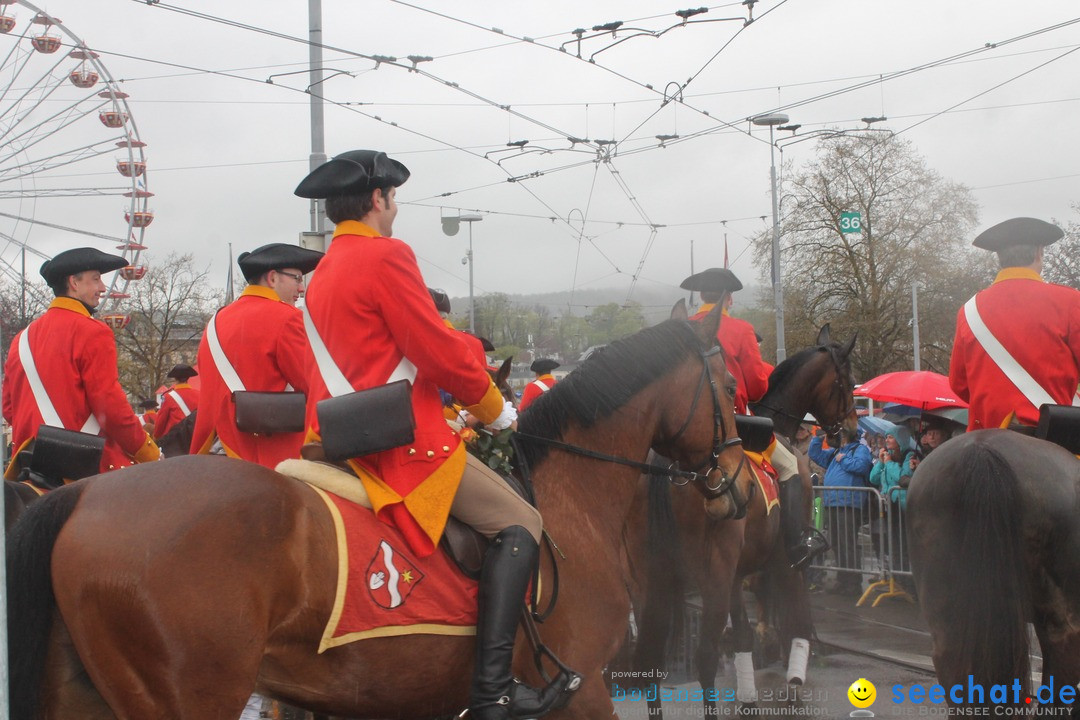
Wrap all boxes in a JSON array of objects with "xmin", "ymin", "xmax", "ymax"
[
  {"xmin": 908, "ymin": 430, "xmax": 1080, "ymax": 710},
  {"xmin": 7, "ymin": 309, "xmax": 757, "ymax": 719},
  {"xmin": 628, "ymin": 324, "xmax": 858, "ymax": 713}
]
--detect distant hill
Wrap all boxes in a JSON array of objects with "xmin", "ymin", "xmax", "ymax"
[{"xmin": 450, "ymin": 284, "xmax": 765, "ymax": 324}]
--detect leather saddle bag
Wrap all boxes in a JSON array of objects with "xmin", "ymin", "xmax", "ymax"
[
  {"xmin": 233, "ymin": 391, "xmax": 306, "ymax": 434},
  {"xmin": 1035, "ymin": 403, "xmax": 1080, "ymax": 455},
  {"xmin": 736, "ymin": 415, "xmax": 775, "ymax": 454},
  {"xmin": 316, "ymin": 380, "xmax": 415, "ymax": 462},
  {"xmin": 29, "ymin": 424, "xmax": 106, "ymax": 486}
]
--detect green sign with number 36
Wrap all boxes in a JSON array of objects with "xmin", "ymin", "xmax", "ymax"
[{"xmin": 840, "ymin": 212, "xmax": 862, "ymax": 234}]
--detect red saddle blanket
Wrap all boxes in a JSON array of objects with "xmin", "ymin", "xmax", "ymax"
[
  {"xmin": 748, "ymin": 454, "xmax": 780, "ymax": 514},
  {"xmin": 311, "ymin": 486, "xmax": 478, "ymax": 653}
]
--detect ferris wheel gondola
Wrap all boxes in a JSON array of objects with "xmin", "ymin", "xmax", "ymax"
[{"xmin": 0, "ymin": 0, "xmax": 153, "ymax": 317}]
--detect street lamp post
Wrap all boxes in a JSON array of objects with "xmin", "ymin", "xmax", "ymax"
[
  {"xmin": 460, "ymin": 214, "xmax": 483, "ymax": 333},
  {"xmin": 751, "ymin": 112, "xmax": 790, "ymax": 363}
]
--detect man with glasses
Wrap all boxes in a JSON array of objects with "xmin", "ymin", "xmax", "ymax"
[{"xmin": 190, "ymin": 243, "xmax": 324, "ymax": 469}]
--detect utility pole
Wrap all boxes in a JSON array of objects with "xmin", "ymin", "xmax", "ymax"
[{"xmin": 308, "ymin": 0, "xmax": 327, "ymax": 239}]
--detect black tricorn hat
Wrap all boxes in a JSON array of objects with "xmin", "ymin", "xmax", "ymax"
[
  {"xmin": 972, "ymin": 217, "xmax": 1064, "ymax": 251},
  {"xmin": 428, "ymin": 287, "xmax": 451, "ymax": 314},
  {"xmin": 237, "ymin": 243, "xmax": 324, "ymax": 282},
  {"xmin": 166, "ymin": 364, "xmax": 198, "ymax": 381},
  {"xmin": 294, "ymin": 150, "xmax": 410, "ymax": 200},
  {"xmin": 530, "ymin": 358, "xmax": 560, "ymax": 374},
  {"xmin": 40, "ymin": 247, "xmax": 127, "ymax": 286},
  {"xmin": 680, "ymin": 267, "xmax": 743, "ymax": 293},
  {"xmin": 138, "ymin": 398, "xmax": 158, "ymax": 410},
  {"xmin": 471, "ymin": 334, "xmax": 495, "ymax": 352}
]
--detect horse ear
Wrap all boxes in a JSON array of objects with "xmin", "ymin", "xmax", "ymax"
[
  {"xmin": 496, "ymin": 356, "xmax": 513, "ymax": 386},
  {"xmin": 842, "ymin": 332, "xmax": 858, "ymax": 359},
  {"xmin": 695, "ymin": 303, "xmax": 723, "ymax": 347},
  {"xmin": 670, "ymin": 298, "xmax": 688, "ymax": 322},
  {"xmin": 816, "ymin": 323, "xmax": 832, "ymax": 346}
]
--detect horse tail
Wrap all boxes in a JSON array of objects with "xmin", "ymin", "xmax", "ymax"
[
  {"xmin": 630, "ymin": 475, "xmax": 686, "ymax": 679},
  {"xmin": 8, "ymin": 481, "xmax": 88, "ymax": 720},
  {"xmin": 937, "ymin": 442, "xmax": 1030, "ymax": 693}
]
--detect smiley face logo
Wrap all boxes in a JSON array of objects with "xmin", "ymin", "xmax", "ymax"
[{"xmin": 848, "ymin": 678, "xmax": 876, "ymax": 708}]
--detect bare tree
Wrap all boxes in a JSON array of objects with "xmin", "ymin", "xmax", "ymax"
[
  {"xmin": 752, "ymin": 133, "xmax": 981, "ymax": 379},
  {"xmin": 114, "ymin": 253, "xmax": 223, "ymax": 400},
  {"xmin": 1045, "ymin": 203, "xmax": 1080, "ymax": 290},
  {"xmin": 0, "ymin": 277, "xmax": 50, "ymax": 363}
]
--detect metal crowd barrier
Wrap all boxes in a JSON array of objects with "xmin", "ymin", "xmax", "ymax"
[{"xmin": 808, "ymin": 484, "xmax": 915, "ymax": 606}]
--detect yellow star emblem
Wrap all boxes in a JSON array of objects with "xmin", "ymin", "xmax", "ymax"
[{"xmin": 402, "ymin": 570, "xmax": 414, "ymax": 583}]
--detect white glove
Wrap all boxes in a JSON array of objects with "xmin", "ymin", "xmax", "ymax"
[{"xmin": 486, "ymin": 400, "xmax": 518, "ymax": 431}]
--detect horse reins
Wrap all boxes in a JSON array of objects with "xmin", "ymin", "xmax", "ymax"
[{"xmin": 514, "ymin": 345, "xmax": 752, "ymax": 516}]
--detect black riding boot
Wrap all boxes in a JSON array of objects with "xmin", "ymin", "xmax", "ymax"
[
  {"xmin": 779, "ymin": 475, "xmax": 829, "ymax": 571},
  {"xmin": 470, "ymin": 526, "xmax": 564, "ymax": 720}
]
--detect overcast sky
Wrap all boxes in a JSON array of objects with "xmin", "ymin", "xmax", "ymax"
[{"xmin": 3, "ymin": 0, "xmax": 1078, "ymax": 314}]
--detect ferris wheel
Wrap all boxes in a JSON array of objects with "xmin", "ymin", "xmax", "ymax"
[{"xmin": 0, "ymin": 0, "xmax": 153, "ymax": 327}]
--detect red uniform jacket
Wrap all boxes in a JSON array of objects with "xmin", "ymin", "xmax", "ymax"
[
  {"xmin": 2, "ymin": 297, "xmax": 153, "ymax": 474},
  {"xmin": 304, "ymin": 221, "xmax": 504, "ymax": 557},
  {"xmin": 691, "ymin": 304, "xmax": 770, "ymax": 414},
  {"xmin": 190, "ymin": 286, "xmax": 312, "ymax": 468},
  {"xmin": 154, "ymin": 383, "xmax": 199, "ymax": 439},
  {"xmin": 950, "ymin": 268, "xmax": 1080, "ymax": 430},
  {"xmin": 519, "ymin": 375, "xmax": 555, "ymax": 413}
]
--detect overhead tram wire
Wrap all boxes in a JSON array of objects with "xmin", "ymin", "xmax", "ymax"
[
  {"xmin": 126, "ymin": 3, "xmax": 1080, "ymax": 202},
  {"xmin": 569, "ymin": 162, "xmax": 603, "ymax": 310},
  {"xmin": 97, "ymin": 32, "xmax": 606, "ymax": 254},
  {"xmin": 128, "ymin": 1, "xmax": 1080, "ymax": 153},
  {"xmin": 131, "ymin": 2, "xmax": 648, "ymax": 254},
  {"xmin": 132, "ymin": 1, "xmax": 603, "ymax": 155},
  {"xmin": 126, "ymin": 3, "xmax": 1080, "ymax": 281},
  {"xmin": 388, "ymin": 0, "xmax": 774, "ymax": 149},
  {"xmin": 746, "ymin": 16, "xmax": 1080, "ymax": 121},
  {"xmin": 100, "ymin": 37, "xmax": 1080, "ymax": 110},
  {"xmin": 894, "ymin": 43, "xmax": 1080, "ymax": 137}
]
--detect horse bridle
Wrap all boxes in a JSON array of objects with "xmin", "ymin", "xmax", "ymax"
[
  {"xmin": 751, "ymin": 344, "xmax": 855, "ymax": 438},
  {"xmin": 514, "ymin": 345, "xmax": 753, "ymax": 519}
]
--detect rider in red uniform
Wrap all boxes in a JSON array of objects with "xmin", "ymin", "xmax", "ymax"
[
  {"xmin": 683, "ymin": 268, "xmax": 769, "ymax": 415},
  {"xmin": 949, "ymin": 217, "xmax": 1080, "ymax": 431},
  {"xmin": 518, "ymin": 358, "xmax": 558, "ymax": 414},
  {"xmin": 681, "ymin": 267, "xmax": 826, "ymax": 569},
  {"xmin": 3, "ymin": 247, "xmax": 160, "ymax": 481},
  {"xmin": 190, "ymin": 243, "xmax": 324, "ymax": 467},
  {"xmin": 154, "ymin": 364, "xmax": 200, "ymax": 440},
  {"xmin": 295, "ymin": 150, "xmax": 571, "ymax": 720}
]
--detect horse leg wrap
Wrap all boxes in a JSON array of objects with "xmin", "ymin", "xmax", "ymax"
[
  {"xmin": 734, "ymin": 651, "xmax": 757, "ymax": 703},
  {"xmin": 238, "ymin": 693, "xmax": 264, "ymax": 720},
  {"xmin": 786, "ymin": 638, "xmax": 810, "ymax": 685}
]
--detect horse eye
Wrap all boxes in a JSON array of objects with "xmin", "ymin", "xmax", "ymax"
[{"xmin": 725, "ymin": 381, "xmax": 737, "ymax": 398}]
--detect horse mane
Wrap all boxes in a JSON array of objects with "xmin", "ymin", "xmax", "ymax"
[
  {"xmin": 765, "ymin": 344, "xmax": 824, "ymax": 394},
  {"xmin": 517, "ymin": 319, "xmax": 702, "ymax": 469}
]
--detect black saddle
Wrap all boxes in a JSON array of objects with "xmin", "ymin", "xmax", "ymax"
[
  {"xmin": 441, "ymin": 472, "xmax": 534, "ymax": 579},
  {"xmin": 1035, "ymin": 404, "xmax": 1080, "ymax": 455}
]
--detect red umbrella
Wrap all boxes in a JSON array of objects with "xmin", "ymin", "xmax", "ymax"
[{"xmin": 854, "ymin": 371, "xmax": 967, "ymax": 410}]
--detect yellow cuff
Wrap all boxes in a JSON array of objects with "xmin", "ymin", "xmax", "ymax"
[
  {"xmin": 133, "ymin": 434, "xmax": 162, "ymax": 463},
  {"xmin": 465, "ymin": 382, "xmax": 504, "ymax": 425}
]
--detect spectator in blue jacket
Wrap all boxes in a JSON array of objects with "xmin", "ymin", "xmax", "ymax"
[{"xmin": 808, "ymin": 426, "xmax": 873, "ymax": 595}]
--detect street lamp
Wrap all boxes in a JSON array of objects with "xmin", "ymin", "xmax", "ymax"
[
  {"xmin": 751, "ymin": 112, "xmax": 790, "ymax": 363},
  {"xmin": 460, "ymin": 214, "xmax": 483, "ymax": 333}
]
